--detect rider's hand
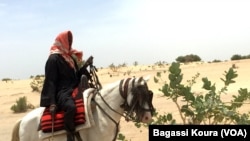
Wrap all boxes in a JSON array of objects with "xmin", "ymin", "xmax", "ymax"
[{"xmin": 49, "ymin": 104, "xmax": 56, "ymax": 114}]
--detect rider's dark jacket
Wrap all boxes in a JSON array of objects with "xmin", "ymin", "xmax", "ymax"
[{"xmin": 40, "ymin": 54, "xmax": 89, "ymax": 107}]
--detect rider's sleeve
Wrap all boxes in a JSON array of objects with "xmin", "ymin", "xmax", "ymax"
[{"xmin": 43, "ymin": 54, "xmax": 59, "ymax": 105}]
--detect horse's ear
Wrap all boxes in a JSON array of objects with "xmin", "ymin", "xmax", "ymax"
[{"xmin": 143, "ymin": 75, "xmax": 151, "ymax": 82}]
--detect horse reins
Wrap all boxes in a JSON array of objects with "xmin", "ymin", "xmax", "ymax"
[
  {"xmin": 91, "ymin": 94, "xmax": 120, "ymax": 141},
  {"xmin": 91, "ymin": 78, "xmax": 131, "ymax": 141}
]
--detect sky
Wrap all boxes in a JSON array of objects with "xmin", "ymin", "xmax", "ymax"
[{"xmin": 0, "ymin": 0, "xmax": 250, "ymax": 79}]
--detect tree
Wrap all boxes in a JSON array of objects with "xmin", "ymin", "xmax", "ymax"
[
  {"xmin": 2, "ymin": 78, "xmax": 12, "ymax": 83},
  {"xmin": 176, "ymin": 54, "xmax": 201, "ymax": 63},
  {"xmin": 133, "ymin": 61, "xmax": 138, "ymax": 66},
  {"xmin": 231, "ymin": 54, "xmax": 242, "ymax": 60}
]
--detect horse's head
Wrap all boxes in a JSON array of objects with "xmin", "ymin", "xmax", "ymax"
[{"xmin": 119, "ymin": 76, "xmax": 155, "ymax": 123}]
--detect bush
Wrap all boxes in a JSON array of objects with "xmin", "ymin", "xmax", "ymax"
[
  {"xmin": 30, "ymin": 76, "xmax": 44, "ymax": 92},
  {"xmin": 2, "ymin": 78, "xmax": 12, "ymax": 83},
  {"xmin": 231, "ymin": 54, "xmax": 250, "ymax": 60},
  {"xmin": 11, "ymin": 96, "xmax": 28, "ymax": 113},
  {"xmin": 153, "ymin": 62, "xmax": 250, "ymax": 124},
  {"xmin": 117, "ymin": 133, "xmax": 131, "ymax": 141},
  {"xmin": 231, "ymin": 54, "xmax": 242, "ymax": 60},
  {"xmin": 212, "ymin": 59, "xmax": 222, "ymax": 63},
  {"xmin": 11, "ymin": 96, "xmax": 35, "ymax": 113},
  {"xmin": 176, "ymin": 54, "xmax": 201, "ymax": 63},
  {"xmin": 109, "ymin": 63, "xmax": 119, "ymax": 72}
]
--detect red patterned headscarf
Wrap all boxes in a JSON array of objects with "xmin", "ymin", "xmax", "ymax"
[{"xmin": 50, "ymin": 30, "xmax": 83, "ymax": 69}]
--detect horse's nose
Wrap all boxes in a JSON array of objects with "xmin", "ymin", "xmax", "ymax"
[{"xmin": 142, "ymin": 111, "xmax": 152, "ymax": 123}]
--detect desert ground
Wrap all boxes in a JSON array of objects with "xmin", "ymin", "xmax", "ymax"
[{"xmin": 1, "ymin": 59, "xmax": 250, "ymax": 141}]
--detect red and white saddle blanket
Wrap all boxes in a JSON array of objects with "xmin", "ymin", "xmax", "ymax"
[
  {"xmin": 38, "ymin": 88, "xmax": 96, "ymax": 140},
  {"xmin": 40, "ymin": 98, "xmax": 85, "ymax": 132}
]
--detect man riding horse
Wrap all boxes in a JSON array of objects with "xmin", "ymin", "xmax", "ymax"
[
  {"xmin": 10, "ymin": 30, "xmax": 154, "ymax": 141},
  {"xmin": 40, "ymin": 30, "xmax": 93, "ymax": 141}
]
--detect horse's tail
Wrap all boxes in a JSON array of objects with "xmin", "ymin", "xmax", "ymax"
[{"xmin": 11, "ymin": 119, "xmax": 21, "ymax": 141}]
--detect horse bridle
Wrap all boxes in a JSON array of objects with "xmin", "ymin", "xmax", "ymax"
[
  {"xmin": 92, "ymin": 77, "xmax": 154, "ymax": 141},
  {"xmin": 119, "ymin": 77, "xmax": 154, "ymax": 121}
]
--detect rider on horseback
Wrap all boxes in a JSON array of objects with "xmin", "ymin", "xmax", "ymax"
[{"xmin": 40, "ymin": 30, "xmax": 91, "ymax": 141}]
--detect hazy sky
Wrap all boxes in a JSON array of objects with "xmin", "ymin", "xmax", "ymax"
[{"xmin": 0, "ymin": 0, "xmax": 250, "ymax": 79}]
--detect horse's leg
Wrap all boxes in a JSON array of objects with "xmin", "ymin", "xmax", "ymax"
[{"xmin": 11, "ymin": 119, "xmax": 21, "ymax": 141}]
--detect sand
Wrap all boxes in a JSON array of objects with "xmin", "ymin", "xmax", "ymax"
[{"xmin": 1, "ymin": 59, "xmax": 250, "ymax": 141}]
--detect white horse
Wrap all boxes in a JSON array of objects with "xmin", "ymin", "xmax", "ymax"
[{"xmin": 11, "ymin": 76, "xmax": 154, "ymax": 141}]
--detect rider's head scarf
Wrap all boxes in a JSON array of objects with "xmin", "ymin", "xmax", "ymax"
[{"xmin": 50, "ymin": 30, "xmax": 83, "ymax": 69}]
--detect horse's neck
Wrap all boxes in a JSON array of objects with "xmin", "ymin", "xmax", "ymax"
[{"xmin": 95, "ymin": 82, "xmax": 125, "ymax": 121}]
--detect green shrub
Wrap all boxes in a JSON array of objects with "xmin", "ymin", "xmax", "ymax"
[
  {"xmin": 176, "ymin": 54, "xmax": 201, "ymax": 63},
  {"xmin": 11, "ymin": 96, "xmax": 28, "ymax": 113},
  {"xmin": 231, "ymin": 54, "xmax": 242, "ymax": 60},
  {"xmin": 212, "ymin": 59, "xmax": 222, "ymax": 63},
  {"xmin": 153, "ymin": 62, "xmax": 250, "ymax": 124},
  {"xmin": 117, "ymin": 133, "xmax": 131, "ymax": 141},
  {"xmin": 2, "ymin": 78, "xmax": 12, "ymax": 83},
  {"xmin": 11, "ymin": 96, "xmax": 35, "ymax": 113},
  {"xmin": 231, "ymin": 54, "xmax": 250, "ymax": 60}
]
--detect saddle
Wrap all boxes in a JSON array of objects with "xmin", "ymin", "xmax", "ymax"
[{"xmin": 39, "ymin": 75, "xmax": 90, "ymax": 133}]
